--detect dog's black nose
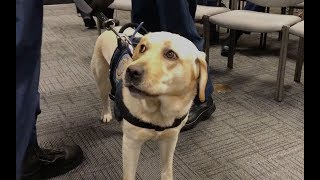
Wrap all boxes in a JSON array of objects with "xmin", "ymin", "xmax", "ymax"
[{"xmin": 126, "ymin": 65, "xmax": 144, "ymax": 84}]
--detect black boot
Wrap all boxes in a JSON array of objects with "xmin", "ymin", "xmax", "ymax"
[
  {"xmin": 220, "ymin": 30, "xmax": 243, "ymax": 57},
  {"xmin": 21, "ymin": 143, "xmax": 83, "ymax": 179},
  {"xmin": 181, "ymin": 96, "xmax": 216, "ymax": 132},
  {"xmin": 21, "ymin": 144, "xmax": 42, "ymax": 179}
]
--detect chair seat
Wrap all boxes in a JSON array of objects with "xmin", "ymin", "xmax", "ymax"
[
  {"xmin": 109, "ymin": 0, "xmax": 132, "ymax": 11},
  {"xmin": 195, "ymin": 5, "xmax": 229, "ymax": 23},
  {"xmin": 289, "ymin": 20, "xmax": 304, "ymax": 37},
  {"xmin": 209, "ymin": 10, "xmax": 301, "ymax": 33}
]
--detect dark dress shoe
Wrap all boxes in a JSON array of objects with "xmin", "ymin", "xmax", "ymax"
[
  {"xmin": 84, "ymin": 17, "xmax": 96, "ymax": 29},
  {"xmin": 221, "ymin": 44, "xmax": 233, "ymax": 57},
  {"xmin": 113, "ymin": 19, "xmax": 120, "ymax": 26},
  {"xmin": 181, "ymin": 96, "xmax": 216, "ymax": 132},
  {"xmin": 21, "ymin": 143, "xmax": 83, "ymax": 179},
  {"xmin": 101, "ymin": 19, "xmax": 120, "ymax": 29},
  {"xmin": 220, "ymin": 30, "xmax": 243, "ymax": 57}
]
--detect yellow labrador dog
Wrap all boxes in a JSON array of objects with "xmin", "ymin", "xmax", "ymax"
[{"xmin": 91, "ymin": 29, "xmax": 208, "ymax": 180}]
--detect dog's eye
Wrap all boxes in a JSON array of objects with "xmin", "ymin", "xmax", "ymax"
[
  {"xmin": 165, "ymin": 50, "xmax": 178, "ymax": 60},
  {"xmin": 139, "ymin": 44, "xmax": 146, "ymax": 53}
]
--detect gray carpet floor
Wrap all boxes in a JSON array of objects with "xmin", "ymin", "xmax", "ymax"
[{"xmin": 38, "ymin": 4, "xmax": 304, "ymax": 180}]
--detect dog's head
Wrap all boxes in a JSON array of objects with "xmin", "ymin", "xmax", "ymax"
[{"xmin": 123, "ymin": 32, "xmax": 208, "ymax": 102}]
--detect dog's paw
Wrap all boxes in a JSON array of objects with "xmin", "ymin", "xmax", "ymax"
[{"xmin": 101, "ymin": 113, "xmax": 112, "ymax": 123}]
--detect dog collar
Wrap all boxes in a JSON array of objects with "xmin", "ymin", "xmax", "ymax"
[{"xmin": 114, "ymin": 81, "xmax": 188, "ymax": 131}]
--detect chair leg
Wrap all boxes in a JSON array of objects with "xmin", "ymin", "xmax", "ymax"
[
  {"xmin": 97, "ymin": 18, "xmax": 102, "ymax": 35},
  {"xmin": 288, "ymin": 7, "xmax": 294, "ymax": 15},
  {"xmin": 275, "ymin": 26, "xmax": 289, "ymax": 102},
  {"xmin": 278, "ymin": 7, "xmax": 287, "ymax": 41},
  {"xmin": 216, "ymin": 25, "xmax": 220, "ymax": 44},
  {"xmin": 263, "ymin": 33, "xmax": 267, "ymax": 49},
  {"xmin": 278, "ymin": 32, "xmax": 282, "ymax": 41},
  {"xmin": 241, "ymin": 0, "xmax": 245, "ymax": 9},
  {"xmin": 227, "ymin": 29, "xmax": 236, "ymax": 69},
  {"xmin": 259, "ymin": 7, "xmax": 269, "ymax": 48},
  {"xmin": 203, "ymin": 15, "xmax": 211, "ymax": 64},
  {"xmin": 294, "ymin": 37, "xmax": 304, "ymax": 82},
  {"xmin": 260, "ymin": 33, "xmax": 264, "ymax": 47},
  {"xmin": 259, "ymin": 33, "xmax": 267, "ymax": 49}
]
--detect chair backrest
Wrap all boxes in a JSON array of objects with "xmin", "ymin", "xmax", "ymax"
[{"xmin": 246, "ymin": 0, "xmax": 304, "ymax": 8}]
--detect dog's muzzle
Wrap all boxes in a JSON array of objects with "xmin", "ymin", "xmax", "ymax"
[{"xmin": 125, "ymin": 64, "xmax": 144, "ymax": 85}]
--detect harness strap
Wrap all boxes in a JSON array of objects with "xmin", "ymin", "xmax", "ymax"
[
  {"xmin": 109, "ymin": 44, "xmax": 126, "ymax": 100},
  {"xmin": 114, "ymin": 81, "xmax": 188, "ymax": 131},
  {"xmin": 109, "ymin": 36, "xmax": 140, "ymax": 101}
]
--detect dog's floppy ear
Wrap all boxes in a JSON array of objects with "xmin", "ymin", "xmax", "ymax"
[{"xmin": 196, "ymin": 51, "xmax": 208, "ymax": 102}]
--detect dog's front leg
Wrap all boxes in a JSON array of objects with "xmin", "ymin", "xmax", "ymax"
[
  {"xmin": 122, "ymin": 134, "xmax": 145, "ymax": 180},
  {"xmin": 159, "ymin": 136, "xmax": 179, "ymax": 180},
  {"xmin": 91, "ymin": 56, "xmax": 112, "ymax": 123}
]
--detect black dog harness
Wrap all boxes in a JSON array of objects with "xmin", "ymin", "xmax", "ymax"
[{"xmin": 108, "ymin": 24, "xmax": 188, "ymax": 131}]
